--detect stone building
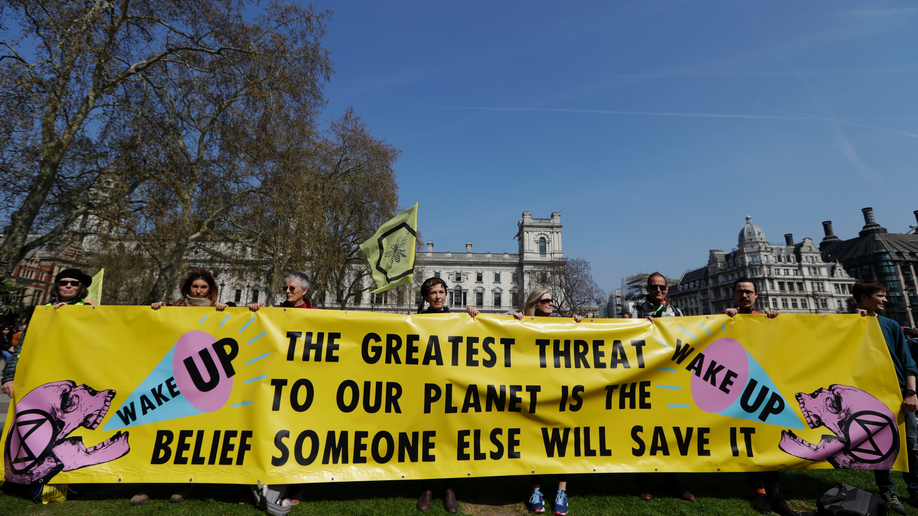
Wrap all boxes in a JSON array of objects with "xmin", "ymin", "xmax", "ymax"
[
  {"xmin": 819, "ymin": 208, "xmax": 918, "ymax": 327},
  {"xmin": 669, "ymin": 216, "xmax": 855, "ymax": 315},
  {"xmin": 207, "ymin": 211, "xmax": 566, "ymax": 314},
  {"xmin": 407, "ymin": 211, "xmax": 563, "ymax": 314}
]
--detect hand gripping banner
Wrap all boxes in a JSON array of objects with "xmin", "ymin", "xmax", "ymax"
[{"xmin": 1, "ymin": 307, "xmax": 907, "ymax": 485}]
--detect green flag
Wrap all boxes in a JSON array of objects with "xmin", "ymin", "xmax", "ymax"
[
  {"xmin": 360, "ymin": 204, "xmax": 419, "ymax": 294},
  {"xmin": 86, "ymin": 268, "xmax": 104, "ymax": 304}
]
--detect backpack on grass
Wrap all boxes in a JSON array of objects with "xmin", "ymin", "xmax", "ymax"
[
  {"xmin": 250, "ymin": 484, "xmax": 292, "ymax": 516},
  {"xmin": 817, "ymin": 483, "xmax": 887, "ymax": 516}
]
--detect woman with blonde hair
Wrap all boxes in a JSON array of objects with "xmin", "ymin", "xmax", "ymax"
[{"xmin": 517, "ymin": 288, "xmax": 579, "ymax": 515}]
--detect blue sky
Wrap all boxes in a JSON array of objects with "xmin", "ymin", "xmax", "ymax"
[{"xmin": 314, "ymin": 1, "xmax": 918, "ymax": 292}]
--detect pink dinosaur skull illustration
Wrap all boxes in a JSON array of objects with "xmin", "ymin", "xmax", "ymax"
[
  {"xmin": 779, "ymin": 384, "xmax": 898, "ymax": 469},
  {"xmin": 4, "ymin": 380, "xmax": 131, "ymax": 484}
]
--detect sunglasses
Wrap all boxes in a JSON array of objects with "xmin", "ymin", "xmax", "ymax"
[
  {"xmin": 648, "ymin": 285, "xmax": 667, "ymax": 291},
  {"xmin": 58, "ymin": 280, "xmax": 81, "ymax": 287},
  {"xmin": 283, "ymin": 286, "xmax": 300, "ymax": 291},
  {"xmin": 539, "ymin": 299, "xmax": 553, "ymax": 304}
]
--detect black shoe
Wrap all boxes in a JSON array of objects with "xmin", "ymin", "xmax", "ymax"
[
  {"xmin": 751, "ymin": 493, "xmax": 772, "ymax": 514},
  {"xmin": 768, "ymin": 493, "xmax": 805, "ymax": 516}
]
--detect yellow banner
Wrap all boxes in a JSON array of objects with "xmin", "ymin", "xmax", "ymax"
[{"xmin": 1, "ymin": 307, "xmax": 907, "ymax": 485}]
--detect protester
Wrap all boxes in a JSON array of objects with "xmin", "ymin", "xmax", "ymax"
[
  {"xmin": 630, "ymin": 273, "xmax": 695, "ymax": 503},
  {"xmin": 249, "ymin": 272, "xmax": 317, "ymax": 311},
  {"xmin": 136, "ymin": 269, "xmax": 225, "ymax": 506},
  {"xmin": 1, "ymin": 325, "xmax": 12, "ymax": 365},
  {"xmin": 855, "ymin": 280, "xmax": 918, "ymax": 515},
  {"xmin": 247, "ymin": 272, "xmax": 318, "ymax": 507},
  {"xmin": 516, "ymin": 288, "xmax": 579, "ymax": 515},
  {"xmin": 413, "ymin": 276, "xmax": 478, "ymax": 513},
  {"xmin": 151, "ymin": 269, "xmax": 226, "ymax": 311},
  {"xmin": 1, "ymin": 269, "xmax": 94, "ymax": 399},
  {"xmin": 723, "ymin": 278, "xmax": 802, "ymax": 516},
  {"xmin": 630, "ymin": 272, "xmax": 681, "ymax": 321}
]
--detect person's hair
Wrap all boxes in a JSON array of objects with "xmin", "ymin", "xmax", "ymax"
[
  {"xmin": 49, "ymin": 271, "xmax": 90, "ymax": 304},
  {"xmin": 180, "ymin": 269, "xmax": 219, "ymax": 305},
  {"xmin": 418, "ymin": 277, "xmax": 448, "ymax": 311},
  {"xmin": 523, "ymin": 288, "xmax": 552, "ymax": 316},
  {"xmin": 646, "ymin": 272, "xmax": 667, "ymax": 288},
  {"xmin": 852, "ymin": 280, "xmax": 887, "ymax": 304},
  {"xmin": 285, "ymin": 272, "xmax": 311, "ymax": 292},
  {"xmin": 733, "ymin": 277, "xmax": 758, "ymax": 293},
  {"xmin": 845, "ymin": 296, "xmax": 858, "ymax": 313}
]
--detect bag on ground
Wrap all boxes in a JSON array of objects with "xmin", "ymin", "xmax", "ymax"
[{"xmin": 817, "ymin": 483, "xmax": 887, "ymax": 516}]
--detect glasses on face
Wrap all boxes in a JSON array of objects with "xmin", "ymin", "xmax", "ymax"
[
  {"xmin": 648, "ymin": 285, "xmax": 667, "ymax": 291},
  {"xmin": 283, "ymin": 286, "xmax": 300, "ymax": 292},
  {"xmin": 539, "ymin": 299, "xmax": 553, "ymax": 305},
  {"xmin": 58, "ymin": 280, "xmax": 81, "ymax": 287}
]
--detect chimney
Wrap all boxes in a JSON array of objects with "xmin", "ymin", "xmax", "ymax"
[
  {"xmin": 466, "ymin": 241, "xmax": 472, "ymax": 253},
  {"xmin": 914, "ymin": 210, "xmax": 918, "ymax": 226},
  {"xmin": 859, "ymin": 206, "xmax": 887, "ymax": 237},
  {"xmin": 784, "ymin": 234, "xmax": 794, "ymax": 245},
  {"xmin": 820, "ymin": 220, "xmax": 840, "ymax": 249},
  {"xmin": 427, "ymin": 240, "xmax": 433, "ymax": 253},
  {"xmin": 822, "ymin": 221, "xmax": 835, "ymax": 238}
]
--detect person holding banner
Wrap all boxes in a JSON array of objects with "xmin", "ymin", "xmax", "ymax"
[
  {"xmin": 248, "ymin": 272, "xmax": 317, "ymax": 311},
  {"xmin": 855, "ymin": 280, "xmax": 918, "ymax": 515},
  {"xmin": 514, "ymin": 288, "xmax": 578, "ymax": 515},
  {"xmin": 151, "ymin": 269, "xmax": 227, "ymax": 311},
  {"xmin": 1, "ymin": 269, "xmax": 95, "ymax": 399},
  {"xmin": 137, "ymin": 269, "xmax": 225, "ymax": 506},
  {"xmin": 414, "ymin": 276, "xmax": 478, "ymax": 513},
  {"xmin": 631, "ymin": 273, "xmax": 695, "ymax": 504},
  {"xmin": 724, "ymin": 278, "xmax": 803, "ymax": 516}
]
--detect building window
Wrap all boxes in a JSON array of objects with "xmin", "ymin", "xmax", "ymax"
[
  {"xmin": 801, "ymin": 299, "xmax": 807, "ymax": 309},
  {"xmin": 781, "ymin": 298, "xmax": 788, "ymax": 309},
  {"xmin": 834, "ymin": 284, "xmax": 841, "ymax": 294},
  {"xmin": 512, "ymin": 273, "xmax": 518, "ymax": 283},
  {"xmin": 791, "ymin": 299, "xmax": 799, "ymax": 309},
  {"xmin": 539, "ymin": 237, "xmax": 546, "ymax": 254},
  {"xmin": 454, "ymin": 288, "xmax": 466, "ymax": 307},
  {"xmin": 235, "ymin": 289, "xmax": 242, "ymax": 303},
  {"xmin": 780, "ymin": 282, "xmax": 786, "ymax": 291},
  {"xmin": 494, "ymin": 292, "xmax": 501, "ymax": 307},
  {"xmin": 373, "ymin": 292, "xmax": 388, "ymax": 305},
  {"xmin": 797, "ymin": 282, "xmax": 804, "ymax": 291},
  {"xmin": 494, "ymin": 273, "xmax": 500, "ymax": 283},
  {"xmin": 455, "ymin": 272, "xmax": 461, "ymax": 282},
  {"xmin": 476, "ymin": 292, "xmax": 483, "ymax": 307},
  {"xmin": 476, "ymin": 272, "xmax": 483, "ymax": 282},
  {"xmin": 434, "ymin": 272, "xmax": 440, "ymax": 279},
  {"xmin": 820, "ymin": 299, "xmax": 828, "ymax": 309},
  {"xmin": 253, "ymin": 290, "xmax": 259, "ymax": 304}
]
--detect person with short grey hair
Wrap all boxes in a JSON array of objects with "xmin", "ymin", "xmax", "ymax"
[{"xmin": 248, "ymin": 272, "xmax": 317, "ymax": 311}]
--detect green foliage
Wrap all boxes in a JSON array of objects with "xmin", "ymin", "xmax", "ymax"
[{"xmin": 0, "ymin": 276, "xmax": 26, "ymax": 324}]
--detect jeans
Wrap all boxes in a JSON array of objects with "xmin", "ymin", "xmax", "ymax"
[{"xmin": 876, "ymin": 408, "xmax": 918, "ymax": 493}]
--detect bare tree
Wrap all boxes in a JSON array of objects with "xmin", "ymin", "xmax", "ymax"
[
  {"xmin": 550, "ymin": 257, "xmax": 605, "ymax": 317},
  {"xmin": 0, "ymin": 0, "xmax": 330, "ymax": 277}
]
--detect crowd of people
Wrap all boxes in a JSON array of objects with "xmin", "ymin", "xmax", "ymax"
[{"xmin": 2, "ymin": 267, "xmax": 918, "ymax": 516}]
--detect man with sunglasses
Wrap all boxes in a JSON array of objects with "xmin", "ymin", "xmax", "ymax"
[
  {"xmin": 248, "ymin": 272, "xmax": 317, "ymax": 311},
  {"xmin": 630, "ymin": 272, "xmax": 682, "ymax": 320},
  {"xmin": 630, "ymin": 273, "xmax": 694, "ymax": 502}
]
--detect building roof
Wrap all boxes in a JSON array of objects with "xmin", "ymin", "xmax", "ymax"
[
  {"xmin": 826, "ymin": 232, "xmax": 918, "ymax": 263},
  {"xmin": 738, "ymin": 215, "xmax": 767, "ymax": 244}
]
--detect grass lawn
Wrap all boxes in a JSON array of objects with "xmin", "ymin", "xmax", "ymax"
[{"xmin": 2, "ymin": 469, "xmax": 917, "ymax": 515}]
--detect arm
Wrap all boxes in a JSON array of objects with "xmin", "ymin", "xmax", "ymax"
[
  {"xmin": 466, "ymin": 306, "xmax": 479, "ymax": 318},
  {"xmin": 2, "ymin": 343, "xmax": 20, "ymax": 398},
  {"xmin": 906, "ymin": 374, "xmax": 918, "ymax": 412},
  {"xmin": 248, "ymin": 302, "xmax": 264, "ymax": 312},
  {"xmin": 764, "ymin": 309, "xmax": 780, "ymax": 318},
  {"xmin": 513, "ymin": 311, "xmax": 523, "ymax": 321},
  {"xmin": 724, "ymin": 308, "xmax": 738, "ymax": 318},
  {"xmin": 151, "ymin": 301, "xmax": 166, "ymax": 310},
  {"xmin": 572, "ymin": 314, "xmax": 583, "ymax": 323},
  {"xmin": 215, "ymin": 302, "xmax": 227, "ymax": 311}
]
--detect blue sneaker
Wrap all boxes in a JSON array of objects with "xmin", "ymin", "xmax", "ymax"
[
  {"xmin": 554, "ymin": 489, "xmax": 568, "ymax": 516},
  {"xmin": 529, "ymin": 489, "xmax": 545, "ymax": 513}
]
